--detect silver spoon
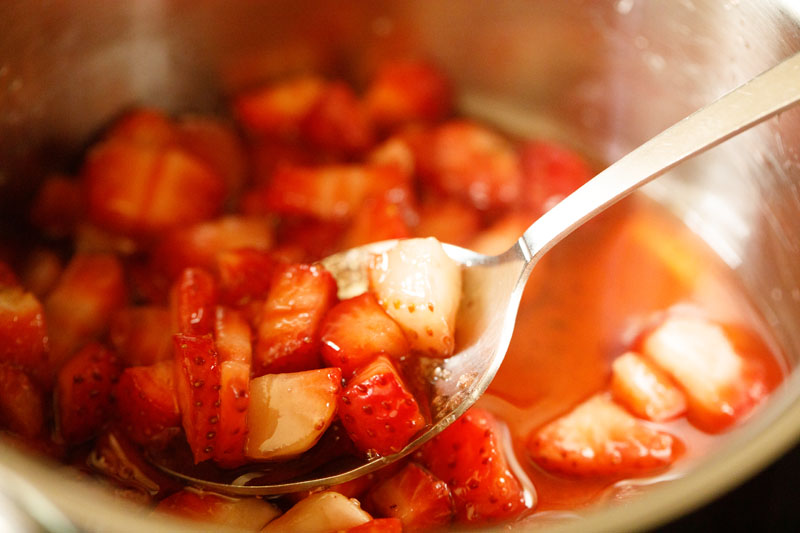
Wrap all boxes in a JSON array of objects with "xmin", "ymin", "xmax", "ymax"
[{"xmin": 153, "ymin": 51, "xmax": 800, "ymax": 495}]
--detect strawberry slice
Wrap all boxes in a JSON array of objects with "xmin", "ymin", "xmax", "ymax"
[
  {"xmin": 110, "ymin": 306, "xmax": 173, "ymax": 366},
  {"xmin": 527, "ymin": 394, "xmax": 681, "ymax": 478},
  {"xmin": 214, "ymin": 248, "xmax": 275, "ymax": 306},
  {"xmin": 338, "ymin": 355, "xmax": 425, "ymax": 456},
  {"xmin": 341, "ymin": 196, "xmax": 412, "ymax": 250},
  {"xmin": 414, "ymin": 197, "xmax": 482, "ymax": 247},
  {"xmin": 301, "ymin": 82, "xmax": 375, "ymax": 157},
  {"xmin": 344, "ymin": 518, "xmax": 403, "ymax": 533},
  {"xmin": 155, "ymin": 489, "xmax": 280, "ymax": 529},
  {"xmin": 365, "ymin": 462, "xmax": 454, "ymax": 530},
  {"xmin": 611, "ymin": 351, "xmax": 687, "ymax": 422},
  {"xmin": 254, "ymin": 263, "xmax": 337, "ymax": 375},
  {"xmin": 0, "ymin": 363, "xmax": 45, "ymax": 438},
  {"xmin": 419, "ymin": 407, "xmax": 528, "ymax": 524},
  {"xmin": 320, "ymin": 293, "xmax": 409, "ymax": 379},
  {"xmin": 519, "ymin": 139, "xmax": 592, "ymax": 215},
  {"xmin": 234, "ymin": 76, "xmax": 326, "ymax": 140},
  {"xmin": 55, "ymin": 342, "xmax": 121, "ymax": 444},
  {"xmin": 169, "ymin": 268, "xmax": 217, "ymax": 336},
  {"xmin": 0, "ymin": 286, "xmax": 48, "ymax": 380},
  {"xmin": 173, "ymin": 334, "xmax": 221, "ymax": 463},
  {"xmin": 641, "ymin": 315, "xmax": 767, "ymax": 432},
  {"xmin": 115, "ymin": 360, "xmax": 180, "ymax": 446},
  {"xmin": 368, "ymin": 238, "xmax": 462, "ymax": 358}
]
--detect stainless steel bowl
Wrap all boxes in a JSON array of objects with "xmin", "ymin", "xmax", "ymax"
[{"xmin": 2, "ymin": 1, "xmax": 800, "ymax": 531}]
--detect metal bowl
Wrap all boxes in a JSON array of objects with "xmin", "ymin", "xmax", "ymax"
[{"xmin": 1, "ymin": 1, "xmax": 799, "ymax": 531}]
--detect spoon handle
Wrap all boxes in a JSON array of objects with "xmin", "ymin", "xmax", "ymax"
[{"xmin": 518, "ymin": 51, "xmax": 800, "ymax": 267}]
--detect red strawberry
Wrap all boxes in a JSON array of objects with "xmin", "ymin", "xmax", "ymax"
[
  {"xmin": 115, "ymin": 360, "xmax": 180, "ymax": 446},
  {"xmin": 414, "ymin": 197, "xmax": 482, "ymax": 247},
  {"xmin": 234, "ymin": 76, "xmax": 326, "ymax": 139},
  {"xmin": 338, "ymin": 355, "xmax": 425, "ymax": 456},
  {"xmin": 214, "ymin": 248, "xmax": 275, "ymax": 306},
  {"xmin": 254, "ymin": 263, "xmax": 337, "ymax": 375},
  {"xmin": 365, "ymin": 462, "xmax": 454, "ymax": 530},
  {"xmin": 301, "ymin": 82, "xmax": 375, "ymax": 157},
  {"xmin": 611, "ymin": 351, "xmax": 687, "ymax": 422},
  {"xmin": 0, "ymin": 287, "xmax": 48, "ymax": 380},
  {"xmin": 0, "ymin": 363, "xmax": 45, "ymax": 438},
  {"xmin": 344, "ymin": 518, "xmax": 403, "ymax": 533},
  {"xmin": 419, "ymin": 407, "xmax": 528, "ymax": 524},
  {"xmin": 55, "ymin": 342, "xmax": 121, "ymax": 444},
  {"xmin": 527, "ymin": 394, "xmax": 681, "ymax": 478},
  {"xmin": 169, "ymin": 268, "xmax": 217, "ymax": 336},
  {"xmin": 155, "ymin": 489, "xmax": 280, "ymax": 529},
  {"xmin": 106, "ymin": 108, "xmax": 179, "ymax": 147},
  {"xmin": 320, "ymin": 293, "xmax": 409, "ymax": 379},
  {"xmin": 110, "ymin": 306, "xmax": 173, "ymax": 366},
  {"xmin": 341, "ymin": 196, "xmax": 412, "ymax": 249},
  {"xmin": 519, "ymin": 139, "xmax": 592, "ymax": 214},
  {"xmin": 173, "ymin": 334, "xmax": 221, "ymax": 463},
  {"xmin": 273, "ymin": 217, "xmax": 346, "ymax": 263},
  {"xmin": 29, "ymin": 174, "xmax": 85, "ymax": 237}
]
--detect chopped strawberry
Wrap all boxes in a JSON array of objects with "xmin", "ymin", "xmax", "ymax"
[
  {"xmin": 641, "ymin": 315, "xmax": 767, "ymax": 432},
  {"xmin": 611, "ymin": 351, "xmax": 687, "ymax": 422},
  {"xmin": 20, "ymin": 248, "xmax": 63, "ymax": 298},
  {"xmin": 527, "ymin": 394, "xmax": 681, "ymax": 478},
  {"xmin": 341, "ymin": 196, "xmax": 413, "ymax": 249},
  {"xmin": 338, "ymin": 355, "xmax": 425, "ymax": 456},
  {"xmin": 155, "ymin": 489, "xmax": 280, "ymax": 529},
  {"xmin": 414, "ymin": 197, "xmax": 482, "ymax": 246},
  {"xmin": 274, "ymin": 217, "xmax": 346, "ymax": 263},
  {"xmin": 368, "ymin": 238, "xmax": 462, "ymax": 358},
  {"xmin": 367, "ymin": 135, "xmax": 418, "ymax": 178},
  {"xmin": 415, "ymin": 121, "xmax": 521, "ymax": 210},
  {"xmin": 29, "ymin": 174, "xmax": 85, "ymax": 237},
  {"xmin": 106, "ymin": 108, "xmax": 179, "ymax": 147},
  {"xmin": 110, "ymin": 306, "xmax": 173, "ymax": 366},
  {"xmin": 234, "ymin": 76, "xmax": 326, "ymax": 140},
  {"xmin": 419, "ymin": 407, "xmax": 528, "ymax": 524},
  {"xmin": 45, "ymin": 253, "xmax": 127, "ymax": 368},
  {"xmin": 301, "ymin": 82, "xmax": 375, "ymax": 157},
  {"xmin": 365, "ymin": 59, "xmax": 452, "ymax": 129},
  {"xmin": 169, "ymin": 268, "xmax": 217, "ymax": 336},
  {"xmin": 115, "ymin": 360, "xmax": 180, "ymax": 446},
  {"xmin": 213, "ymin": 307, "xmax": 252, "ymax": 466},
  {"xmin": 254, "ymin": 263, "xmax": 337, "ymax": 375},
  {"xmin": 0, "ymin": 363, "xmax": 45, "ymax": 438},
  {"xmin": 344, "ymin": 518, "xmax": 403, "ymax": 533},
  {"xmin": 320, "ymin": 293, "xmax": 409, "ymax": 379},
  {"xmin": 0, "ymin": 286, "xmax": 48, "ymax": 379},
  {"xmin": 173, "ymin": 334, "xmax": 221, "ymax": 463},
  {"xmin": 365, "ymin": 462, "xmax": 454, "ymax": 530},
  {"xmin": 55, "ymin": 342, "xmax": 121, "ymax": 444},
  {"xmin": 214, "ymin": 248, "xmax": 275, "ymax": 306},
  {"xmin": 248, "ymin": 138, "xmax": 319, "ymax": 188},
  {"xmin": 519, "ymin": 139, "xmax": 592, "ymax": 214}
]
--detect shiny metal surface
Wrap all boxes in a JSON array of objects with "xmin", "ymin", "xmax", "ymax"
[{"xmin": 1, "ymin": 1, "xmax": 800, "ymax": 531}]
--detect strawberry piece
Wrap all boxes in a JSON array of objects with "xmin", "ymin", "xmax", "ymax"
[
  {"xmin": 274, "ymin": 217, "xmax": 346, "ymax": 263},
  {"xmin": 110, "ymin": 306, "xmax": 173, "ymax": 366},
  {"xmin": 214, "ymin": 248, "xmax": 275, "ymax": 306},
  {"xmin": 419, "ymin": 407, "xmax": 528, "ymax": 524},
  {"xmin": 344, "ymin": 518, "xmax": 403, "ymax": 533},
  {"xmin": 254, "ymin": 263, "xmax": 337, "ymax": 375},
  {"xmin": 29, "ymin": 174, "xmax": 85, "ymax": 237},
  {"xmin": 106, "ymin": 108, "xmax": 179, "ymax": 147},
  {"xmin": 234, "ymin": 76, "xmax": 326, "ymax": 139},
  {"xmin": 416, "ymin": 121, "xmax": 521, "ymax": 210},
  {"xmin": 0, "ymin": 363, "xmax": 45, "ymax": 438},
  {"xmin": 154, "ymin": 216, "xmax": 273, "ymax": 280},
  {"xmin": 341, "ymin": 197, "xmax": 412, "ymax": 249},
  {"xmin": 414, "ymin": 197, "xmax": 482, "ymax": 247},
  {"xmin": 320, "ymin": 293, "xmax": 409, "ymax": 379},
  {"xmin": 365, "ymin": 462, "xmax": 454, "ymax": 530},
  {"xmin": 0, "ymin": 287, "xmax": 48, "ymax": 379},
  {"xmin": 611, "ymin": 351, "xmax": 687, "ymax": 422},
  {"xmin": 173, "ymin": 334, "xmax": 221, "ymax": 463},
  {"xmin": 169, "ymin": 268, "xmax": 217, "ymax": 336},
  {"xmin": 519, "ymin": 139, "xmax": 592, "ymax": 214},
  {"xmin": 642, "ymin": 315, "xmax": 767, "ymax": 432},
  {"xmin": 527, "ymin": 394, "xmax": 681, "ymax": 478},
  {"xmin": 368, "ymin": 238, "xmax": 462, "ymax": 358},
  {"xmin": 261, "ymin": 491, "xmax": 371, "ymax": 533},
  {"xmin": 301, "ymin": 82, "xmax": 375, "ymax": 157},
  {"xmin": 115, "ymin": 360, "xmax": 180, "ymax": 446},
  {"xmin": 45, "ymin": 253, "xmax": 126, "ymax": 368},
  {"xmin": 338, "ymin": 355, "xmax": 425, "ymax": 456},
  {"xmin": 55, "ymin": 342, "xmax": 121, "ymax": 444},
  {"xmin": 213, "ymin": 307, "xmax": 252, "ymax": 466},
  {"xmin": 365, "ymin": 59, "xmax": 452, "ymax": 128},
  {"xmin": 155, "ymin": 489, "xmax": 280, "ymax": 529}
]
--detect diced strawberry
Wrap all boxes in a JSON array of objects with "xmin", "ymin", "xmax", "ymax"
[
  {"xmin": 0, "ymin": 287, "xmax": 48, "ymax": 379},
  {"xmin": 110, "ymin": 306, "xmax": 173, "ymax": 366},
  {"xmin": 213, "ymin": 307, "xmax": 252, "ymax": 467},
  {"xmin": 20, "ymin": 248, "xmax": 63, "ymax": 298},
  {"xmin": 115, "ymin": 360, "xmax": 180, "ymax": 446},
  {"xmin": 419, "ymin": 407, "xmax": 528, "ymax": 524},
  {"xmin": 173, "ymin": 334, "xmax": 221, "ymax": 463},
  {"xmin": 106, "ymin": 108, "xmax": 179, "ymax": 147},
  {"xmin": 55, "ymin": 342, "xmax": 121, "ymax": 444},
  {"xmin": 367, "ymin": 135, "xmax": 418, "ymax": 178},
  {"xmin": 365, "ymin": 59, "xmax": 452, "ymax": 129},
  {"xmin": 256, "ymin": 163, "xmax": 410, "ymax": 221},
  {"xmin": 154, "ymin": 216, "xmax": 273, "ymax": 280},
  {"xmin": 641, "ymin": 315, "xmax": 767, "ymax": 432},
  {"xmin": 365, "ymin": 462, "xmax": 454, "ymax": 530},
  {"xmin": 234, "ymin": 76, "xmax": 326, "ymax": 140},
  {"xmin": 214, "ymin": 248, "xmax": 275, "ymax": 306},
  {"xmin": 301, "ymin": 82, "xmax": 375, "ymax": 157},
  {"xmin": 320, "ymin": 293, "xmax": 409, "ymax": 379},
  {"xmin": 338, "ymin": 355, "xmax": 425, "ymax": 456},
  {"xmin": 29, "ymin": 174, "xmax": 85, "ymax": 237},
  {"xmin": 0, "ymin": 363, "xmax": 45, "ymax": 438},
  {"xmin": 518, "ymin": 139, "xmax": 592, "ymax": 214},
  {"xmin": 155, "ymin": 489, "xmax": 280, "ymax": 529},
  {"xmin": 368, "ymin": 238, "xmax": 461, "ymax": 358},
  {"xmin": 344, "ymin": 518, "xmax": 403, "ymax": 533},
  {"xmin": 248, "ymin": 138, "xmax": 319, "ymax": 188},
  {"xmin": 169, "ymin": 268, "xmax": 217, "ymax": 336},
  {"xmin": 274, "ymin": 217, "xmax": 346, "ymax": 263},
  {"xmin": 527, "ymin": 394, "xmax": 681, "ymax": 478},
  {"xmin": 467, "ymin": 213, "xmax": 535, "ymax": 256},
  {"xmin": 341, "ymin": 196, "xmax": 412, "ymax": 250},
  {"xmin": 611, "ymin": 351, "xmax": 687, "ymax": 422},
  {"xmin": 254, "ymin": 263, "xmax": 337, "ymax": 375},
  {"xmin": 415, "ymin": 121, "xmax": 521, "ymax": 210},
  {"xmin": 45, "ymin": 253, "xmax": 127, "ymax": 368},
  {"xmin": 414, "ymin": 197, "xmax": 482, "ymax": 247}
]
